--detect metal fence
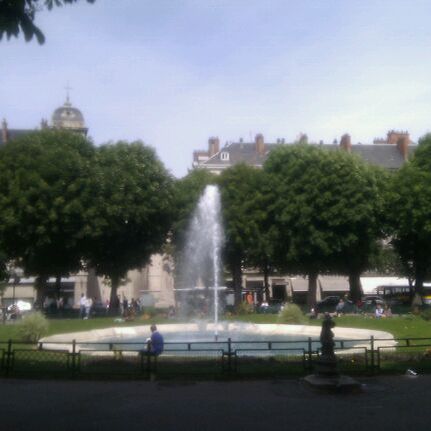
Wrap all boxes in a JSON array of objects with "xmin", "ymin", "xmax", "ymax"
[{"xmin": 1, "ymin": 336, "xmax": 431, "ymax": 378}]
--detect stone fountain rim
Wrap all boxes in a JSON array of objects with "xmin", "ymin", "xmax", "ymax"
[{"xmin": 40, "ymin": 322, "xmax": 395, "ymax": 344}]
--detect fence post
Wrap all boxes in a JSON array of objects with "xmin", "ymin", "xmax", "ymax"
[
  {"xmin": 370, "ymin": 335, "xmax": 375, "ymax": 373},
  {"xmin": 308, "ymin": 337, "xmax": 313, "ymax": 370},
  {"xmin": 227, "ymin": 338, "xmax": 232, "ymax": 374},
  {"xmin": 5, "ymin": 339, "xmax": 12, "ymax": 376},
  {"xmin": 71, "ymin": 339, "xmax": 77, "ymax": 377}
]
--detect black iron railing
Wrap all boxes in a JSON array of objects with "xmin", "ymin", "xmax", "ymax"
[{"xmin": 1, "ymin": 336, "xmax": 430, "ymax": 378}]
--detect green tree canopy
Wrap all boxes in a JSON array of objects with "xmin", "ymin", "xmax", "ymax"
[
  {"xmin": 0, "ymin": 130, "xmax": 95, "ymax": 300},
  {"xmin": 0, "ymin": 0, "xmax": 95, "ymax": 44},
  {"xmin": 218, "ymin": 164, "xmax": 269, "ymax": 306},
  {"xmin": 264, "ymin": 144, "xmax": 385, "ymax": 305},
  {"xmin": 387, "ymin": 135, "xmax": 431, "ymax": 294},
  {"xmin": 83, "ymin": 141, "xmax": 174, "ymax": 309}
]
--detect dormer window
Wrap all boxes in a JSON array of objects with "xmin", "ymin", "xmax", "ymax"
[{"xmin": 220, "ymin": 152, "xmax": 229, "ymax": 161}]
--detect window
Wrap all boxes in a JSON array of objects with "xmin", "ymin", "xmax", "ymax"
[{"xmin": 220, "ymin": 152, "xmax": 229, "ymax": 161}]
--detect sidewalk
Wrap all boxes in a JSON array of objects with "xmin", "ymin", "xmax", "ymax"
[{"xmin": 0, "ymin": 375, "xmax": 429, "ymax": 431}]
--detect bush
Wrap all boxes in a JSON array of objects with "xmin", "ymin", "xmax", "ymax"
[
  {"xmin": 278, "ymin": 303, "xmax": 307, "ymax": 324},
  {"xmin": 421, "ymin": 307, "xmax": 431, "ymax": 321},
  {"xmin": 235, "ymin": 302, "xmax": 255, "ymax": 315},
  {"xmin": 17, "ymin": 312, "xmax": 49, "ymax": 342}
]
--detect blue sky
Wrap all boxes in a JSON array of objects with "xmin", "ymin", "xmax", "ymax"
[{"xmin": 2, "ymin": 0, "xmax": 431, "ymax": 177}]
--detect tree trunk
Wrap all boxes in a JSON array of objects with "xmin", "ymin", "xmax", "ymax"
[
  {"xmin": 232, "ymin": 259, "xmax": 243, "ymax": 309},
  {"xmin": 307, "ymin": 271, "xmax": 319, "ymax": 309},
  {"xmin": 263, "ymin": 265, "xmax": 270, "ymax": 302},
  {"xmin": 55, "ymin": 275, "xmax": 62, "ymax": 299},
  {"xmin": 414, "ymin": 267, "xmax": 425, "ymax": 296},
  {"xmin": 109, "ymin": 275, "xmax": 121, "ymax": 315},
  {"xmin": 35, "ymin": 276, "xmax": 48, "ymax": 308},
  {"xmin": 348, "ymin": 271, "xmax": 362, "ymax": 303}
]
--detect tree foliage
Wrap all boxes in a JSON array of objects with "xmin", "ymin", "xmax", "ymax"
[
  {"xmin": 387, "ymin": 134, "xmax": 431, "ymax": 293},
  {"xmin": 0, "ymin": 0, "xmax": 95, "ymax": 44},
  {"xmin": 83, "ymin": 141, "xmax": 174, "ymax": 307},
  {"xmin": 0, "ymin": 130, "xmax": 95, "ymax": 299},
  {"xmin": 264, "ymin": 144, "xmax": 385, "ymax": 305},
  {"xmin": 218, "ymin": 164, "xmax": 269, "ymax": 306}
]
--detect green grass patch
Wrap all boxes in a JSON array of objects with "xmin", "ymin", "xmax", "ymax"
[
  {"xmin": 227, "ymin": 313, "xmax": 431, "ymax": 339},
  {"xmin": 0, "ymin": 315, "xmax": 172, "ymax": 341},
  {"xmin": 0, "ymin": 312, "xmax": 430, "ymax": 342}
]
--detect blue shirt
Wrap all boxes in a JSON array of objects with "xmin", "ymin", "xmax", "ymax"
[{"xmin": 150, "ymin": 331, "xmax": 164, "ymax": 355}]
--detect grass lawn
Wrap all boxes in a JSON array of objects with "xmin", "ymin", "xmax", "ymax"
[
  {"xmin": 226, "ymin": 313, "xmax": 431, "ymax": 339},
  {"xmin": 0, "ymin": 312, "xmax": 430, "ymax": 341},
  {"xmin": 0, "ymin": 315, "xmax": 172, "ymax": 341}
]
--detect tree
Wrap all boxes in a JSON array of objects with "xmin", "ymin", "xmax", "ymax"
[
  {"xmin": 387, "ymin": 134, "xmax": 431, "ymax": 296},
  {"xmin": 264, "ymin": 144, "xmax": 384, "ymax": 306},
  {"xmin": 0, "ymin": 129, "xmax": 95, "ymax": 302},
  {"xmin": 218, "ymin": 164, "xmax": 269, "ymax": 307},
  {"xmin": 83, "ymin": 141, "xmax": 174, "ymax": 312},
  {"xmin": 0, "ymin": 0, "xmax": 95, "ymax": 44}
]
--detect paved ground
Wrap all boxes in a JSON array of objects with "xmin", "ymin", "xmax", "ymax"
[{"xmin": 0, "ymin": 375, "xmax": 429, "ymax": 431}]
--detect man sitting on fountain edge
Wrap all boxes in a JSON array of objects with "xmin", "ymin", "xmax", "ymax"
[{"xmin": 146, "ymin": 324, "xmax": 164, "ymax": 356}]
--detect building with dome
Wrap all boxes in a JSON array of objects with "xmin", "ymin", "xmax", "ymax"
[
  {"xmin": 51, "ymin": 96, "xmax": 88, "ymax": 136},
  {"xmin": 1, "ymin": 96, "xmax": 88, "ymax": 145}
]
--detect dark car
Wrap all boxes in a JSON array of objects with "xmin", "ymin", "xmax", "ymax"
[
  {"xmin": 315, "ymin": 296, "xmax": 356, "ymax": 314},
  {"xmin": 362, "ymin": 295, "xmax": 385, "ymax": 306}
]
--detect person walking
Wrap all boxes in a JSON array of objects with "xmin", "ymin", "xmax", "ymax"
[{"xmin": 79, "ymin": 293, "xmax": 87, "ymax": 319}]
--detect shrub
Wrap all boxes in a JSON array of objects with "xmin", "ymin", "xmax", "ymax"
[
  {"xmin": 421, "ymin": 307, "xmax": 431, "ymax": 321},
  {"xmin": 235, "ymin": 302, "xmax": 255, "ymax": 315},
  {"xmin": 278, "ymin": 303, "xmax": 307, "ymax": 324},
  {"xmin": 17, "ymin": 312, "xmax": 49, "ymax": 342}
]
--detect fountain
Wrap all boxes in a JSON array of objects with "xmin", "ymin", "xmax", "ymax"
[
  {"xmin": 179, "ymin": 184, "xmax": 223, "ymax": 340},
  {"xmin": 40, "ymin": 186, "xmax": 397, "ymax": 357}
]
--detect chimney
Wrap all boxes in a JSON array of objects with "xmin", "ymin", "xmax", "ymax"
[
  {"xmin": 339, "ymin": 134, "xmax": 352, "ymax": 152},
  {"xmin": 255, "ymin": 133, "xmax": 265, "ymax": 155},
  {"xmin": 1, "ymin": 119, "xmax": 8, "ymax": 144},
  {"xmin": 208, "ymin": 137, "xmax": 220, "ymax": 157},
  {"xmin": 397, "ymin": 135, "xmax": 410, "ymax": 161},
  {"xmin": 387, "ymin": 130, "xmax": 410, "ymax": 145}
]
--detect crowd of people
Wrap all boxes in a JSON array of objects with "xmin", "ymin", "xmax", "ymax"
[{"xmin": 78, "ymin": 293, "xmax": 147, "ymax": 319}]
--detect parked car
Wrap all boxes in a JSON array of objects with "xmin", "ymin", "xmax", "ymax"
[{"xmin": 361, "ymin": 295, "xmax": 385, "ymax": 306}]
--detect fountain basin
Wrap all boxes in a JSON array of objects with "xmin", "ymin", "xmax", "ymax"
[{"xmin": 39, "ymin": 322, "xmax": 396, "ymax": 356}]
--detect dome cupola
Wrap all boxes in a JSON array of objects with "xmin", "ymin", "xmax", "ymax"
[{"xmin": 51, "ymin": 96, "xmax": 88, "ymax": 135}]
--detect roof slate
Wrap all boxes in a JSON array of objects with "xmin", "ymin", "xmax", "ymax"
[{"xmin": 201, "ymin": 142, "xmax": 417, "ymax": 170}]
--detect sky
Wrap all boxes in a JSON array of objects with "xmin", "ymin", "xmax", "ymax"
[{"xmin": 1, "ymin": 0, "xmax": 431, "ymax": 177}]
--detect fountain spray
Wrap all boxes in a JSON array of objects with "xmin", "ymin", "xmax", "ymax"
[{"xmin": 181, "ymin": 185, "xmax": 223, "ymax": 340}]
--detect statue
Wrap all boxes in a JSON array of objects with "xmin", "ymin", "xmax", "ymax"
[
  {"xmin": 320, "ymin": 313, "xmax": 336, "ymax": 360},
  {"xmin": 315, "ymin": 313, "xmax": 338, "ymax": 377},
  {"xmin": 304, "ymin": 312, "xmax": 361, "ymax": 392}
]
